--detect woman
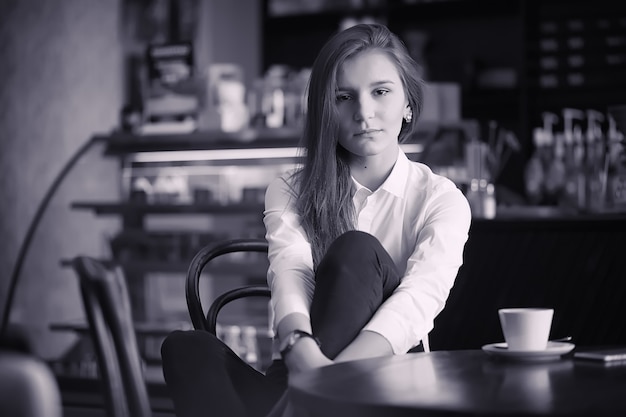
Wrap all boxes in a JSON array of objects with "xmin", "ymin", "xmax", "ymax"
[
  {"xmin": 263, "ymin": 22, "xmax": 470, "ymax": 415},
  {"xmin": 162, "ymin": 23, "xmax": 470, "ymax": 417}
]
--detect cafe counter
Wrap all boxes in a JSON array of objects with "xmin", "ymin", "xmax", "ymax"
[{"xmin": 429, "ymin": 208, "xmax": 626, "ymax": 351}]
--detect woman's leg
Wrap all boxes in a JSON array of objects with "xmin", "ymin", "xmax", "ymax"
[
  {"xmin": 309, "ymin": 231, "xmax": 401, "ymax": 359},
  {"xmin": 161, "ymin": 330, "xmax": 285, "ymax": 417},
  {"xmin": 161, "ymin": 232, "xmax": 399, "ymax": 417}
]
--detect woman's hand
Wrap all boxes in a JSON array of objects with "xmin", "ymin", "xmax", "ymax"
[
  {"xmin": 284, "ymin": 337, "xmax": 333, "ymax": 374},
  {"xmin": 277, "ymin": 313, "xmax": 333, "ymax": 374}
]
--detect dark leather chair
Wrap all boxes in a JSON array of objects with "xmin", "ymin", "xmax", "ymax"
[
  {"xmin": 0, "ymin": 350, "xmax": 62, "ymax": 417},
  {"xmin": 71, "ymin": 256, "xmax": 152, "ymax": 417}
]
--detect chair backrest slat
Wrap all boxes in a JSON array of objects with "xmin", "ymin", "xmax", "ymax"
[{"xmin": 72, "ymin": 256, "xmax": 152, "ymax": 417}]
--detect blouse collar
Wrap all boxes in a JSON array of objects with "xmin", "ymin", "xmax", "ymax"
[{"xmin": 351, "ymin": 148, "xmax": 408, "ymax": 199}]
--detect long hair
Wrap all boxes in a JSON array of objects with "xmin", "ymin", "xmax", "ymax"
[{"xmin": 295, "ymin": 23, "xmax": 425, "ymax": 268}]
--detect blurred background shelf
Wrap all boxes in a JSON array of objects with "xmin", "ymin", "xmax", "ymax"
[
  {"xmin": 67, "ymin": 131, "xmax": 294, "ymax": 368},
  {"xmin": 61, "ymin": 258, "xmax": 269, "ymax": 275},
  {"xmin": 71, "ymin": 201, "xmax": 265, "ymax": 215},
  {"xmin": 99, "ymin": 127, "xmax": 301, "ymax": 154}
]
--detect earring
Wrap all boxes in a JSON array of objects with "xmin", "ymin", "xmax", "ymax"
[{"xmin": 404, "ymin": 107, "xmax": 413, "ymax": 123}]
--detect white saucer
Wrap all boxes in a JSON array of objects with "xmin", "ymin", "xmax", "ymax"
[{"xmin": 482, "ymin": 341, "xmax": 575, "ymax": 362}]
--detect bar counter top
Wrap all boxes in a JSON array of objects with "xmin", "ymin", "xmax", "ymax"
[{"xmin": 430, "ymin": 207, "xmax": 626, "ymax": 351}]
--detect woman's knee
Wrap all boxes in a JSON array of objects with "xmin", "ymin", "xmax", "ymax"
[
  {"xmin": 322, "ymin": 231, "xmax": 382, "ymax": 266},
  {"xmin": 320, "ymin": 231, "xmax": 387, "ymax": 274},
  {"xmin": 315, "ymin": 231, "xmax": 399, "ymax": 294}
]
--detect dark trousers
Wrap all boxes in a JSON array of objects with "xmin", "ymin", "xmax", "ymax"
[{"xmin": 161, "ymin": 231, "xmax": 402, "ymax": 417}]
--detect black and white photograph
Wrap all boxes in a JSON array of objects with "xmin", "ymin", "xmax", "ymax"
[{"xmin": 1, "ymin": 1, "xmax": 626, "ymax": 416}]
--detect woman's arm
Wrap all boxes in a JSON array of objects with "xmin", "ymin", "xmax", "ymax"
[
  {"xmin": 362, "ymin": 185, "xmax": 472, "ymax": 354},
  {"xmin": 264, "ymin": 175, "xmax": 315, "ymax": 331},
  {"xmin": 264, "ymin": 175, "xmax": 332, "ymax": 372},
  {"xmin": 334, "ymin": 330, "xmax": 393, "ymax": 362}
]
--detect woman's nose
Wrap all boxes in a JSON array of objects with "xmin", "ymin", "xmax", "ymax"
[{"xmin": 353, "ymin": 97, "xmax": 375, "ymax": 121}]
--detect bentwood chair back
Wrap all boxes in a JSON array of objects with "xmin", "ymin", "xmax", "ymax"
[
  {"xmin": 162, "ymin": 239, "xmax": 273, "ymax": 417},
  {"xmin": 185, "ymin": 238, "xmax": 271, "ymax": 334},
  {"xmin": 71, "ymin": 256, "xmax": 152, "ymax": 417}
]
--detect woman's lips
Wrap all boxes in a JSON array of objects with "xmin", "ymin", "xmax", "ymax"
[{"xmin": 355, "ymin": 129, "xmax": 381, "ymax": 136}]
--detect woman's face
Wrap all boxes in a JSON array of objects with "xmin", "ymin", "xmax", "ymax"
[{"xmin": 335, "ymin": 49, "xmax": 409, "ymax": 161}]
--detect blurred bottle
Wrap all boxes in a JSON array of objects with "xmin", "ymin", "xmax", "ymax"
[
  {"xmin": 242, "ymin": 326, "xmax": 261, "ymax": 370},
  {"xmin": 201, "ymin": 64, "xmax": 249, "ymax": 132},
  {"xmin": 483, "ymin": 182, "xmax": 496, "ymax": 219},
  {"xmin": 249, "ymin": 65, "xmax": 290, "ymax": 129},
  {"xmin": 604, "ymin": 109, "xmax": 626, "ymax": 211},
  {"xmin": 545, "ymin": 133, "xmax": 566, "ymax": 201},
  {"xmin": 562, "ymin": 125, "xmax": 586, "ymax": 210},
  {"xmin": 585, "ymin": 110, "xmax": 607, "ymax": 212},
  {"xmin": 222, "ymin": 325, "xmax": 244, "ymax": 358},
  {"xmin": 284, "ymin": 68, "xmax": 311, "ymax": 129},
  {"xmin": 524, "ymin": 128, "xmax": 547, "ymax": 205},
  {"xmin": 466, "ymin": 179, "xmax": 496, "ymax": 219},
  {"xmin": 466, "ymin": 179, "xmax": 482, "ymax": 217}
]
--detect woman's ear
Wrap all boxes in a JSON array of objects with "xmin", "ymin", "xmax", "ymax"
[{"xmin": 403, "ymin": 106, "xmax": 413, "ymax": 123}]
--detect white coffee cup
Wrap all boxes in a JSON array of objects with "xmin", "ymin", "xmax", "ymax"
[{"xmin": 498, "ymin": 308, "xmax": 554, "ymax": 351}]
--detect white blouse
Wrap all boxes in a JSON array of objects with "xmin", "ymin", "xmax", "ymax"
[{"xmin": 263, "ymin": 149, "xmax": 472, "ymax": 354}]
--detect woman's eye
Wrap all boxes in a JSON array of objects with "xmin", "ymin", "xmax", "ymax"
[
  {"xmin": 336, "ymin": 94, "xmax": 352, "ymax": 102},
  {"xmin": 374, "ymin": 89, "xmax": 389, "ymax": 96}
]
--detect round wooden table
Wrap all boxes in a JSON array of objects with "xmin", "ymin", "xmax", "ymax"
[{"xmin": 289, "ymin": 350, "xmax": 626, "ymax": 416}]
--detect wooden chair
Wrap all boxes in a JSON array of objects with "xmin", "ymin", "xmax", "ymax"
[
  {"xmin": 71, "ymin": 256, "xmax": 152, "ymax": 417},
  {"xmin": 185, "ymin": 238, "xmax": 271, "ymax": 335},
  {"xmin": 162, "ymin": 238, "xmax": 276, "ymax": 417},
  {"xmin": 164, "ymin": 237, "xmax": 434, "ymax": 417}
]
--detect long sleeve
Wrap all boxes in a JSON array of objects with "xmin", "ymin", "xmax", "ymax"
[
  {"xmin": 362, "ymin": 183, "xmax": 471, "ymax": 353},
  {"xmin": 263, "ymin": 174, "xmax": 315, "ymax": 333}
]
